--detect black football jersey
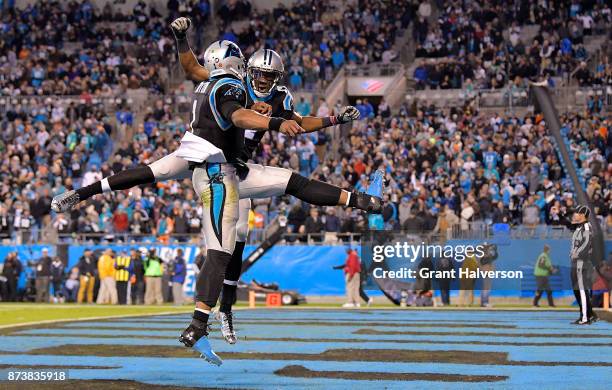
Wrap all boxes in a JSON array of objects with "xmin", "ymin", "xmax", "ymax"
[
  {"xmin": 241, "ymin": 83, "xmax": 295, "ymax": 161},
  {"xmin": 190, "ymin": 76, "xmax": 247, "ymax": 162}
]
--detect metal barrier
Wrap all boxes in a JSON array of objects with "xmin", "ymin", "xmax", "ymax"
[
  {"xmin": 406, "ymin": 85, "xmax": 611, "ymax": 111},
  {"xmin": 49, "ymin": 230, "xmax": 365, "ymax": 246},
  {"xmin": 345, "ymin": 62, "xmax": 403, "ymax": 77},
  {"xmin": 26, "ymin": 222, "xmax": 608, "ymax": 246}
]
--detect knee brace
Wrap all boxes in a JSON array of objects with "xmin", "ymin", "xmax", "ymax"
[{"xmin": 285, "ymin": 173, "xmax": 342, "ymax": 206}]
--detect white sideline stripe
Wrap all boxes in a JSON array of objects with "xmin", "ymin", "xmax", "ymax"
[{"xmin": 101, "ymin": 178, "xmax": 111, "ymax": 192}]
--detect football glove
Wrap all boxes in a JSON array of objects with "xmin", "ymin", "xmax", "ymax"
[
  {"xmin": 170, "ymin": 17, "xmax": 191, "ymax": 40},
  {"xmin": 336, "ymin": 106, "xmax": 360, "ymax": 123}
]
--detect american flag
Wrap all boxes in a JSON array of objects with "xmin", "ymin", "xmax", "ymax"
[{"xmin": 360, "ymin": 79, "xmax": 385, "ymax": 93}]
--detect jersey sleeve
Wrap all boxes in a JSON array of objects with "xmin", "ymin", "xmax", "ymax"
[{"xmin": 215, "ymin": 82, "xmax": 247, "ymax": 129}]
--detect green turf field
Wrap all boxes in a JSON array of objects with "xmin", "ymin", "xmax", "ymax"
[
  {"xmin": 0, "ymin": 304, "xmax": 192, "ymax": 327},
  {"xmin": 0, "ymin": 302, "xmax": 577, "ymax": 329}
]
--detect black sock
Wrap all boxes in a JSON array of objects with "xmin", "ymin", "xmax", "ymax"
[
  {"xmin": 220, "ymin": 241, "xmax": 245, "ymax": 313},
  {"xmin": 348, "ymin": 192, "xmax": 360, "ymax": 208},
  {"xmin": 76, "ymin": 166, "xmax": 155, "ymax": 201},
  {"xmin": 285, "ymin": 173, "xmax": 342, "ymax": 206},
  {"xmin": 76, "ymin": 182, "xmax": 102, "ymax": 201},
  {"xmin": 191, "ymin": 308, "xmax": 209, "ymax": 328}
]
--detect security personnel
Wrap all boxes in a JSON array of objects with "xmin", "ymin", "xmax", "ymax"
[
  {"xmin": 533, "ymin": 244, "xmax": 555, "ymax": 307},
  {"xmin": 114, "ymin": 251, "xmax": 131, "ymax": 305},
  {"xmin": 570, "ymin": 205, "xmax": 595, "ymax": 324}
]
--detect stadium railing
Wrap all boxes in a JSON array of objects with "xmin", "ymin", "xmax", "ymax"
[
  {"xmin": 15, "ymin": 222, "xmax": 607, "ymax": 246},
  {"xmin": 345, "ymin": 63, "xmax": 403, "ymax": 77},
  {"xmin": 0, "ymin": 94, "xmax": 142, "ymax": 113},
  {"xmin": 405, "ymin": 85, "xmax": 611, "ymax": 110}
]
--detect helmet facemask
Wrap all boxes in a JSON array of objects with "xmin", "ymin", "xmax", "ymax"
[{"xmin": 248, "ymin": 67, "xmax": 283, "ymax": 97}]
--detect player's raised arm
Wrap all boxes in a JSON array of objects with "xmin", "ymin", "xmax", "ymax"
[
  {"xmin": 170, "ymin": 17, "xmax": 209, "ymax": 82},
  {"xmin": 231, "ymin": 108, "xmax": 303, "ymax": 137},
  {"xmin": 292, "ymin": 105, "xmax": 360, "ymax": 133},
  {"xmin": 213, "ymin": 82, "xmax": 304, "ymax": 137}
]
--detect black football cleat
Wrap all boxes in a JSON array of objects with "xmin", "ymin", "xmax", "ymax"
[{"xmin": 179, "ymin": 323, "xmax": 222, "ymax": 366}]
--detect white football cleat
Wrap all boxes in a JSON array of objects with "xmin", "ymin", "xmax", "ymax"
[{"xmin": 51, "ymin": 190, "xmax": 81, "ymax": 212}]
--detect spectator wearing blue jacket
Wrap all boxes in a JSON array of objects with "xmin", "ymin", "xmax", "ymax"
[
  {"xmin": 332, "ymin": 47, "xmax": 345, "ymax": 69},
  {"xmin": 363, "ymin": 99, "xmax": 374, "ymax": 118},
  {"xmin": 414, "ymin": 63, "xmax": 428, "ymax": 89},
  {"xmin": 355, "ymin": 100, "xmax": 368, "ymax": 118},
  {"xmin": 171, "ymin": 248, "xmax": 186, "ymax": 305}
]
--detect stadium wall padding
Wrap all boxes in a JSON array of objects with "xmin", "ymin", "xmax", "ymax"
[{"xmin": 2, "ymin": 239, "xmax": 611, "ymax": 297}]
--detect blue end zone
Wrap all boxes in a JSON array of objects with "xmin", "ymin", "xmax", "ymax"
[{"xmin": 1, "ymin": 310, "xmax": 610, "ymax": 389}]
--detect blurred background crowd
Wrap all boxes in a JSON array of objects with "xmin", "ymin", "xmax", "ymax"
[{"xmin": 0, "ymin": 0, "xmax": 610, "ymax": 246}]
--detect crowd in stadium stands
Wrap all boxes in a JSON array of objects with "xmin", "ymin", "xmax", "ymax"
[
  {"xmin": 326, "ymin": 101, "xmax": 610, "ymax": 236},
  {"xmin": 0, "ymin": 1, "xmax": 608, "ymax": 243},
  {"xmin": 0, "ymin": 246, "xmax": 192, "ymax": 304},
  {"xmin": 1, "ymin": 91, "xmax": 609, "ymax": 247},
  {"xmin": 413, "ymin": 0, "xmax": 611, "ymax": 89},
  {"xmin": 224, "ymin": 0, "xmax": 412, "ymax": 90},
  {"xmin": 0, "ymin": 0, "xmax": 211, "ymax": 96}
]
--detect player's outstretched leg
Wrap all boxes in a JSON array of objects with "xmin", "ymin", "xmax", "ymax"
[
  {"xmin": 284, "ymin": 173, "xmax": 383, "ymax": 213},
  {"xmin": 51, "ymin": 152, "xmax": 190, "ymax": 212},
  {"xmin": 51, "ymin": 166, "xmax": 155, "ymax": 212},
  {"xmin": 239, "ymin": 164, "xmax": 384, "ymax": 213}
]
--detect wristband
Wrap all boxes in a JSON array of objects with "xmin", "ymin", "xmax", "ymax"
[
  {"xmin": 268, "ymin": 117, "xmax": 285, "ymax": 131},
  {"xmin": 323, "ymin": 116, "xmax": 340, "ymax": 127},
  {"xmin": 175, "ymin": 37, "xmax": 190, "ymax": 53}
]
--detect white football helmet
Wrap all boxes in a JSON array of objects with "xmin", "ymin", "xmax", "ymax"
[
  {"xmin": 203, "ymin": 40, "xmax": 246, "ymax": 80},
  {"xmin": 247, "ymin": 48, "xmax": 285, "ymax": 97}
]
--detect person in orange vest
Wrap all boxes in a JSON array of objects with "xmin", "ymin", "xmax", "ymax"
[
  {"xmin": 114, "ymin": 251, "xmax": 131, "ymax": 305},
  {"xmin": 97, "ymin": 249, "xmax": 117, "ymax": 304}
]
